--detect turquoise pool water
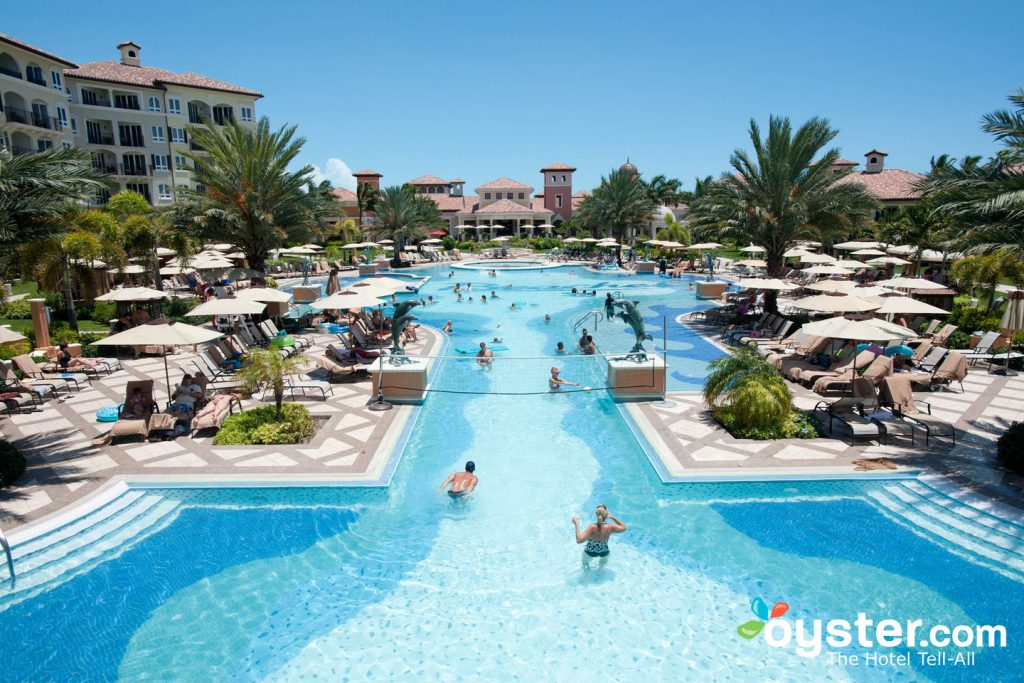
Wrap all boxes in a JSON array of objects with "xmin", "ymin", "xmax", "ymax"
[{"xmin": 2, "ymin": 265, "xmax": 1022, "ymax": 681}]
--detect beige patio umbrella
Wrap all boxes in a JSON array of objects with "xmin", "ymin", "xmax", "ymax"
[
  {"xmin": 107, "ymin": 264, "xmax": 146, "ymax": 275},
  {"xmin": 660, "ymin": 241, "xmax": 686, "ymax": 249},
  {"xmin": 804, "ymin": 265, "xmax": 854, "ymax": 276},
  {"xmin": 377, "ymin": 239, "xmax": 394, "ymax": 245},
  {"xmin": 875, "ymin": 277, "xmax": 948, "ymax": 291},
  {"xmin": 783, "ymin": 247, "xmax": 813, "ymax": 258},
  {"xmin": 735, "ymin": 259, "xmax": 767, "ymax": 268},
  {"xmin": 850, "ymin": 248, "xmax": 887, "ymax": 257},
  {"xmin": 870, "ymin": 296, "xmax": 949, "ymax": 316},
  {"xmin": 158, "ymin": 265, "xmax": 188, "ymax": 275},
  {"xmin": 235, "ymin": 287, "xmax": 292, "ymax": 303},
  {"xmin": 563, "ymin": 237, "xmax": 581, "ymax": 243},
  {"xmin": 791, "ymin": 293, "xmax": 881, "ymax": 313},
  {"xmin": 833, "ymin": 241, "xmax": 880, "ymax": 251},
  {"xmin": 849, "ymin": 285, "xmax": 892, "ymax": 298},
  {"xmin": 204, "ymin": 243, "xmax": 235, "ymax": 251},
  {"xmin": 739, "ymin": 245, "xmax": 766, "ymax": 253},
  {"xmin": 0, "ymin": 326, "xmax": 27, "ymax": 345},
  {"xmin": 806, "ymin": 280, "xmax": 858, "ymax": 293},
  {"xmin": 187, "ymin": 297, "xmax": 267, "ymax": 316},
  {"xmin": 92, "ymin": 319, "xmax": 223, "ymax": 402},
  {"xmin": 834, "ymin": 259, "xmax": 874, "ymax": 270},
  {"xmin": 348, "ymin": 281, "xmax": 398, "ymax": 298},
  {"xmin": 366, "ymin": 276, "xmax": 413, "ymax": 291},
  {"xmin": 732, "ymin": 278, "xmax": 798, "ymax": 291},
  {"xmin": 538, "ymin": 223, "xmax": 556, "ymax": 230},
  {"xmin": 580, "ymin": 238, "xmax": 599, "ymax": 243},
  {"xmin": 799, "ymin": 253, "xmax": 837, "ymax": 264},
  {"xmin": 311, "ymin": 289, "xmax": 385, "ymax": 310},
  {"xmin": 887, "ymin": 245, "xmax": 916, "ymax": 255},
  {"xmin": 96, "ymin": 286, "xmax": 168, "ymax": 302},
  {"xmin": 492, "ymin": 236, "xmax": 511, "ymax": 242},
  {"xmin": 420, "ymin": 238, "xmax": 443, "ymax": 244},
  {"xmin": 804, "ymin": 316, "xmax": 914, "ymax": 340},
  {"xmin": 284, "ymin": 246, "xmax": 319, "ymax": 255},
  {"xmin": 155, "ymin": 247, "xmax": 177, "ymax": 257},
  {"xmin": 868, "ymin": 256, "xmax": 911, "ymax": 266},
  {"xmin": 688, "ymin": 242, "xmax": 723, "ymax": 250},
  {"xmin": 340, "ymin": 243, "xmax": 362, "ymax": 249}
]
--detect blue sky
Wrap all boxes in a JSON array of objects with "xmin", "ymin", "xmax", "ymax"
[{"xmin": 8, "ymin": 1, "xmax": 1023, "ymax": 192}]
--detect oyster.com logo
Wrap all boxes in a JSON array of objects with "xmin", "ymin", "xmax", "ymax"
[{"xmin": 737, "ymin": 596, "xmax": 790, "ymax": 640}]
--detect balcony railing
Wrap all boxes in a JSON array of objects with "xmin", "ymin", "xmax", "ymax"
[
  {"xmin": 119, "ymin": 163, "xmax": 149, "ymax": 177},
  {"xmin": 118, "ymin": 137, "xmax": 146, "ymax": 148},
  {"xmin": 81, "ymin": 93, "xmax": 111, "ymax": 107},
  {"xmin": 0, "ymin": 66, "xmax": 21, "ymax": 79},
  {"xmin": 188, "ymin": 114, "xmax": 209, "ymax": 125},
  {"xmin": 26, "ymin": 74, "xmax": 46, "ymax": 87},
  {"xmin": 87, "ymin": 132, "xmax": 115, "ymax": 145},
  {"xmin": 91, "ymin": 161, "xmax": 117, "ymax": 174},
  {"xmin": 4, "ymin": 107, "xmax": 61, "ymax": 131}
]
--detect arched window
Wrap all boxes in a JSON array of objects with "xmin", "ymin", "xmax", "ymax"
[
  {"xmin": 148, "ymin": 96, "xmax": 161, "ymax": 112},
  {"xmin": 870, "ymin": 157, "xmax": 878, "ymax": 164}
]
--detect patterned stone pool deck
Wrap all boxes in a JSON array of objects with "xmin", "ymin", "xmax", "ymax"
[{"xmin": 2, "ymin": 297, "xmax": 1022, "ymax": 534}]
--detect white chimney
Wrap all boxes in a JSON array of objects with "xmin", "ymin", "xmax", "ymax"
[
  {"xmin": 864, "ymin": 149, "xmax": 887, "ymax": 174},
  {"xmin": 117, "ymin": 41, "xmax": 141, "ymax": 67}
]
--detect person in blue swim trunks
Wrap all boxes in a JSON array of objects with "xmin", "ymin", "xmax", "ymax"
[{"xmin": 437, "ymin": 461, "xmax": 478, "ymax": 501}]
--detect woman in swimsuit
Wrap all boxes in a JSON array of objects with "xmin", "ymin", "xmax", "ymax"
[{"xmin": 572, "ymin": 504, "xmax": 627, "ymax": 560}]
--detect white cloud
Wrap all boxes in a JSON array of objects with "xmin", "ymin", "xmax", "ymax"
[{"xmin": 311, "ymin": 157, "xmax": 356, "ymax": 190}]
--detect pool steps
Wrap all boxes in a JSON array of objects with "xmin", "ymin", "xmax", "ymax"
[
  {"xmin": 0, "ymin": 492, "xmax": 181, "ymax": 604},
  {"xmin": 868, "ymin": 475, "xmax": 1024, "ymax": 582}
]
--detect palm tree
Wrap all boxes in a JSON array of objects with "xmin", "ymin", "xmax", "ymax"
[
  {"xmin": 703, "ymin": 345, "xmax": 792, "ymax": 433},
  {"xmin": 688, "ymin": 116, "xmax": 878, "ymax": 312},
  {"xmin": 236, "ymin": 348, "xmax": 308, "ymax": 421},
  {"xmin": 0, "ymin": 145, "xmax": 114, "ymax": 245},
  {"xmin": 949, "ymin": 251, "xmax": 1024, "ymax": 310},
  {"xmin": 19, "ymin": 205, "xmax": 126, "ymax": 330},
  {"xmin": 876, "ymin": 202, "xmax": 952, "ymax": 275},
  {"xmin": 576, "ymin": 168, "xmax": 656, "ymax": 253},
  {"xmin": 373, "ymin": 186, "xmax": 443, "ymax": 267},
  {"xmin": 644, "ymin": 174, "xmax": 684, "ymax": 207},
  {"xmin": 655, "ymin": 215, "xmax": 692, "ymax": 245},
  {"xmin": 925, "ymin": 89, "xmax": 1024, "ymax": 258},
  {"xmin": 174, "ymin": 117, "xmax": 335, "ymax": 271}
]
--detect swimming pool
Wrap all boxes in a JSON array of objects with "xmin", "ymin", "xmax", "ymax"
[
  {"xmin": 2, "ymin": 264, "xmax": 1022, "ymax": 681},
  {"xmin": 451, "ymin": 259, "xmax": 555, "ymax": 270}
]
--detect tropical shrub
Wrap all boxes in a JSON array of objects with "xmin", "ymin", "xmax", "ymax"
[
  {"xmin": 997, "ymin": 422, "xmax": 1024, "ymax": 475},
  {"xmin": 0, "ymin": 440, "xmax": 26, "ymax": 488},
  {"xmin": 88, "ymin": 301, "xmax": 117, "ymax": 325},
  {"xmin": 944, "ymin": 330, "xmax": 972, "ymax": 350},
  {"xmin": 48, "ymin": 322, "xmax": 80, "ymax": 345},
  {"xmin": 0, "ymin": 341, "xmax": 30, "ymax": 361},
  {"xmin": 0, "ymin": 299, "xmax": 31, "ymax": 319},
  {"xmin": 213, "ymin": 404, "xmax": 316, "ymax": 445},
  {"xmin": 264, "ymin": 277, "xmax": 278, "ymax": 289},
  {"xmin": 163, "ymin": 296, "xmax": 199, "ymax": 321},
  {"xmin": 948, "ymin": 304, "xmax": 1002, "ymax": 334},
  {"xmin": 703, "ymin": 346, "xmax": 794, "ymax": 438}
]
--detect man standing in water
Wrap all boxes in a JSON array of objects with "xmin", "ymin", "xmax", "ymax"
[
  {"xmin": 438, "ymin": 461, "xmax": 478, "ymax": 500},
  {"xmin": 476, "ymin": 341, "xmax": 494, "ymax": 366}
]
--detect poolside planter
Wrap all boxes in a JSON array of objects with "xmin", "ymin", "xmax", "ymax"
[
  {"xmin": 634, "ymin": 262, "xmax": 656, "ymax": 274},
  {"xmin": 358, "ymin": 264, "xmax": 379, "ymax": 276},
  {"xmin": 695, "ymin": 281, "xmax": 728, "ymax": 299},
  {"xmin": 607, "ymin": 353, "xmax": 666, "ymax": 401},
  {"xmin": 371, "ymin": 358, "xmax": 430, "ymax": 404}
]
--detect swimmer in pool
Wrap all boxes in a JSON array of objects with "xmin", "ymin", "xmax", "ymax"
[
  {"xmin": 511, "ymin": 303, "xmax": 517, "ymax": 311},
  {"xmin": 438, "ymin": 461, "xmax": 478, "ymax": 500},
  {"xmin": 573, "ymin": 504, "xmax": 626, "ymax": 561},
  {"xmin": 442, "ymin": 320, "xmax": 453, "ymax": 334},
  {"xmin": 544, "ymin": 314, "xmax": 551, "ymax": 323},
  {"xmin": 476, "ymin": 342, "xmax": 494, "ymax": 366},
  {"xmin": 549, "ymin": 367, "xmax": 579, "ymax": 390},
  {"xmin": 556, "ymin": 341, "xmax": 566, "ymax": 354}
]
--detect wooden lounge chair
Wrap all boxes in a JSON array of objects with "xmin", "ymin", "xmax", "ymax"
[
  {"xmin": 13, "ymin": 354, "xmax": 89, "ymax": 391},
  {"xmin": 879, "ymin": 375, "xmax": 957, "ymax": 446}
]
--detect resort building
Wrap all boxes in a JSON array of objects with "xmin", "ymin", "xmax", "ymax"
[
  {"xmin": 833, "ymin": 149, "xmax": 925, "ymax": 217},
  {"xmin": 334, "ymin": 163, "xmax": 590, "ymax": 239},
  {"xmin": 1, "ymin": 32, "xmax": 261, "ymax": 206}
]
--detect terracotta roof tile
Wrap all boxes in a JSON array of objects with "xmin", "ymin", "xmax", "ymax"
[
  {"xmin": 837, "ymin": 168, "xmax": 924, "ymax": 201},
  {"xmin": 353, "ymin": 169, "xmax": 382, "ymax": 177},
  {"xmin": 332, "ymin": 187, "xmax": 357, "ymax": 202},
  {"xmin": 64, "ymin": 60, "xmax": 261, "ymax": 97},
  {"xmin": 540, "ymin": 162, "xmax": 576, "ymax": 172},
  {"xmin": 427, "ymin": 195, "xmax": 477, "ymax": 212},
  {"xmin": 0, "ymin": 32, "xmax": 76, "ymax": 67},
  {"xmin": 408, "ymin": 174, "xmax": 448, "ymax": 185},
  {"xmin": 476, "ymin": 177, "xmax": 533, "ymax": 191},
  {"xmin": 449, "ymin": 177, "xmax": 465, "ymax": 183},
  {"xmin": 475, "ymin": 199, "xmax": 551, "ymax": 214}
]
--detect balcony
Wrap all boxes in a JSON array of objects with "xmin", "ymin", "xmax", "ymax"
[
  {"xmin": 87, "ymin": 132, "xmax": 115, "ymax": 145},
  {"xmin": 4, "ymin": 107, "xmax": 61, "ymax": 131},
  {"xmin": 81, "ymin": 92, "xmax": 111, "ymax": 107},
  {"xmin": 91, "ymin": 160, "xmax": 117, "ymax": 174},
  {"xmin": 119, "ymin": 163, "xmax": 149, "ymax": 177},
  {"xmin": 118, "ymin": 137, "xmax": 145, "ymax": 148},
  {"xmin": 9, "ymin": 146, "xmax": 34, "ymax": 156},
  {"xmin": 26, "ymin": 74, "xmax": 46, "ymax": 87},
  {"xmin": 189, "ymin": 141, "xmax": 204, "ymax": 152},
  {"xmin": 0, "ymin": 66, "xmax": 21, "ymax": 79},
  {"xmin": 188, "ymin": 113, "xmax": 208, "ymax": 125}
]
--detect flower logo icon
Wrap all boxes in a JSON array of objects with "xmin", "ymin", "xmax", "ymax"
[{"xmin": 737, "ymin": 597, "xmax": 789, "ymax": 639}]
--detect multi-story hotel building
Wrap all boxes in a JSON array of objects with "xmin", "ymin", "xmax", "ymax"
[{"xmin": 1, "ymin": 32, "xmax": 261, "ymax": 206}]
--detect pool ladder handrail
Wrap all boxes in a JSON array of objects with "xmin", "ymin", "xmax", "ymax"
[
  {"xmin": 573, "ymin": 309, "xmax": 604, "ymax": 333},
  {"xmin": 0, "ymin": 526, "xmax": 13, "ymax": 587}
]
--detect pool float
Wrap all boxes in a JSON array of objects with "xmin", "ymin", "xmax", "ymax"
[
  {"xmin": 884, "ymin": 345, "xmax": 914, "ymax": 357},
  {"xmin": 455, "ymin": 344, "xmax": 509, "ymax": 354}
]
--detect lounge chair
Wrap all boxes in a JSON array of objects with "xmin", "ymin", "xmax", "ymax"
[
  {"xmin": 812, "ymin": 355, "xmax": 892, "ymax": 395},
  {"xmin": 772, "ymin": 336, "xmax": 829, "ymax": 379},
  {"xmin": 1, "ymin": 362, "xmax": 64, "ymax": 399},
  {"xmin": 813, "ymin": 377, "xmax": 881, "ymax": 442},
  {"xmin": 260, "ymin": 319, "xmax": 312, "ymax": 351},
  {"xmin": 959, "ymin": 331, "xmax": 1001, "ymax": 366},
  {"xmin": 929, "ymin": 324, "xmax": 959, "ymax": 348},
  {"xmin": 917, "ymin": 319, "xmax": 942, "ymax": 338},
  {"xmin": 190, "ymin": 393, "xmax": 242, "ymax": 433},
  {"xmin": 914, "ymin": 346, "xmax": 949, "ymax": 374},
  {"xmin": 799, "ymin": 349, "xmax": 875, "ymax": 387},
  {"xmin": 278, "ymin": 375, "xmax": 334, "ymax": 401},
  {"xmin": 908, "ymin": 350, "xmax": 968, "ymax": 393},
  {"xmin": 317, "ymin": 346, "xmax": 373, "ymax": 380},
  {"xmin": 909, "ymin": 339, "xmax": 933, "ymax": 363},
  {"xmin": 39, "ymin": 349, "xmax": 120, "ymax": 378},
  {"xmin": 96, "ymin": 380, "xmax": 172, "ymax": 444},
  {"xmin": 879, "ymin": 375, "xmax": 957, "ymax": 446},
  {"xmin": 12, "ymin": 355, "xmax": 89, "ymax": 391}
]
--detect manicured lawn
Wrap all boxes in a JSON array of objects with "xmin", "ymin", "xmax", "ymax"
[
  {"xmin": 0, "ymin": 319, "xmax": 108, "ymax": 334},
  {"xmin": 9, "ymin": 281, "xmax": 40, "ymax": 297}
]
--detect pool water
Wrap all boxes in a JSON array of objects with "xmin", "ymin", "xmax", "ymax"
[{"xmin": 2, "ymin": 265, "xmax": 1022, "ymax": 681}]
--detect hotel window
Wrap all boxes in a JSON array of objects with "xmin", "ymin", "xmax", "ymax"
[
  {"xmin": 518, "ymin": 192, "xmax": 525, "ymax": 200},
  {"xmin": 561, "ymin": 175, "xmax": 566, "ymax": 182},
  {"xmin": 118, "ymin": 124, "xmax": 145, "ymax": 147},
  {"xmin": 151, "ymin": 126, "xmax": 165, "ymax": 142},
  {"xmin": 153, "ymin": 154, "xmax": 169, "ymax": 171},
  {"xmin": 148, "ymin": 96, "xmax": 161, "ymax": 112},
  {"xmin": 170, "ymin": 127, "xmax": 186, "ymax": 144},
  {"xmin": 174, "ymin": 154, "xmax": 187, "ymax": 169},
  {"xmin": 50, "ymin": 69, "xmax": 63, "ymax": 91},
  {"xmin": 241, "ymin": 107, "xmax": 253, "ymax": 122},
  {"xmin": 114, "ymin": 94, "xmax": 141, "ymax": 110},
  {"xmin": 555, "ymin": 194, "xmax": 563, "ymax": 209},
  {"xmin": 167, "ymin": 98, "xmax": 181, "ymax": 115},
  {"xmin": 57, "ymin": 106, "xmax": 68, "ymax": 128},
  {"xmin": 158, "ymin": 183, "xmax": 172, "ymax": 200},
  {"xmin": 551, "ymin": 175, "xmax": 556, "ymax": 182},
  {"xmin": 506, "ymin": 193, "xmax": 513, "ymax": 200},
  {"xmin": 70, "ymin": 118, "xmax": 77, "ymax": 134},
  {"xmin": 62, "ymin": 141, "xmax": 72, "ymax": 149},
  {"xmin": 484, "ymin": 193, "xmax": 491, "ymax": 200},
  {"xmin": 37, "ymin": 139, "xmax": 53, "ymax": 151},
  {"xmin": 26, "ymin": 65, "xmax": 45, "ymax": 86}
]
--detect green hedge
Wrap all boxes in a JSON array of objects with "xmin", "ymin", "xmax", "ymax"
[
  {"xmin": 0, "ymin": 441, "xmax": 26, "ymax": 488},
  {"xmin": 716, "ymin": 409, "xmax": 822, "ymax": 440},
  {"xmin": 213, "ymin": 403, "xmax": 317, "ymax": 445}
]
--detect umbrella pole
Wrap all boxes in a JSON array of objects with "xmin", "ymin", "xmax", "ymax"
[{"xmin": 163, "ymin": 351, "xmax": 172, "ymax": 406}]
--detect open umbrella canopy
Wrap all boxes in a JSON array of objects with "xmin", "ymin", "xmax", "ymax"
[
  {"xmin": 867, "ymin": 256, "xmax": 912, "ymax": 266},
  {"xmin": 580, "ymin": 238, "xmax": 600, "ymax": 243},
  {"xmin": 235, "ymin": 287, "xmax": 292, "ymax": 303},
  {"xmin": 366, "ymin": 276, "xmax": 413, "ymax": 291},
  {"xmin": 739, "ymin": 245, "xmax": 766, "ymax": 253},
  {"xmin": 599, "ymin": 241, "xmax": 621, "ymax": 248},
  {"xmin": 799, "ymin": 253, "xmax": 837, "ymax": 264},
  {"xmin": 0, "ymin": 326, "xmax": 27, "ymax": 345},
  {"xmin": 158, "ymin": 265, "xmax": 188, "ymax": 275},
  {"xmin": 834, "ymin": 241, "xmax": 887, "ymax": 251},
  {"xmin": 791, "ymin": 293, "xmax": 881, "ymax": 313},
  {"xmin": 311, "ymin": 290, "xmax": 385, "ymax": 310},
  {"xmin": 187, "ymin": 297, "xmax": 266, "ymax": 316},
  {"xmin": 93, "ymin": 319, "xmax": 223, "ymax": 346},
  {"xmin": 283, "ymin": 246, "xmax": 319, "ymax": 255},
  {"xmin": 735, "ymin": 259, "xmax": 767, "ymax": 268},
  {"xmin": 733, "ymin": 278, "xmax": 798, "ymax": 291},
  {"xmin": 340, "ymin": 243, "xmax": 362, "ymax": 249},
  {"xmin": 299, "ymin": 244, "xmax": 324, "ymax": 251},
  {"xmin": 806, "ymin": 280, "xmax": 858, "ymax": 293},
  {"xmin": 688, "ymin": 242, "xmax": 723, "ymax": 250},
  {"xmin": 377, "ymin": 239, "xmax": 395, "ymax": 245},
  {"xmin": 850, "ymin": 248, "xmax": 888, "ymax": 256},
  {"xmin": 204, "ymin": 243, "xmax": 235, "ymax": 252},
  {"xmin": 659, "ymin": 241, "xmax": 686, "ymax": 249},
  {"xmin": 887, "ymin": 245, "xmax": 916, "ymax": 255},
  {"xmin": 107, "ymin": 264, "xmax": 146, "ymax": 275},
  {"xmin": 783, "ymin": 247, "xmax": 813, "ymax": 258},
  {"xmin": 850, "ymin": 285, "xmax": 892, "ymax": 298},
  {"xmin": 155, "ymin": 247, "xmax": 177, "ymax": 257},
  {"xmin": 803, "ymin": 265, "xmax": 854, "ymax": 276},
  {"xmin": 347, "ymin": 282, "xmax": 397, "ymax": 298},
  {"xmin": 800, "ymin": 316, "xmax": 915, "ymax": 342},
  {"xmin": 96, "ymin": 286, "xmax": 168, "ymax": 302},
  {"xmin": 833, "ymin": 259, "xmax": 875, "ymax": 269},
  {"xmin": 870, "ymin": 296, "xmax": 950, "ymax": 315},
  {"xmin": 420, "ymin": 238, "xmax": 442, "ymax": 244},
  {"xmin": 875, "ymin": 277, "xmax": 948, "ymax": 291},
  {"xmin": 492, "ymin": 236, "xmax": 511, "ymax": 242},
  {"xmin": 563, "ymin": 237, "xmax": 581, "ymax": 243}
]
